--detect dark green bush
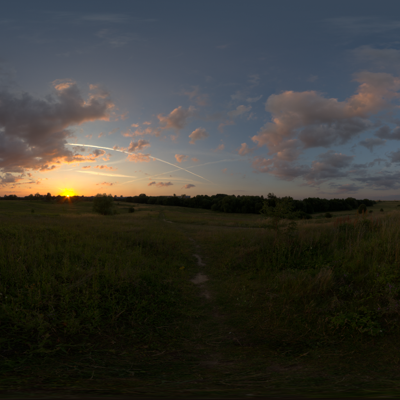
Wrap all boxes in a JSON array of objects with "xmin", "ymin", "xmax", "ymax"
[
  {"xmin": 358, "ymin": 204, "xmax": 367, "ymax": 214},
  {"xmin": 93, "ymin": 194, "xmax": 116, "ymax": 215},
  {"xmin": 128, "ymin": 207, "xmax": 135, "ymax": 213},
  {"xmin": 325, "ymin": 212, "xmax": 332, "ymax": 218}
]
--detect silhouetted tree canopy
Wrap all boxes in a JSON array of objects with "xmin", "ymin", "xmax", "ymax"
[{"xmin": 121, "ymin": 193, "xmax": 375, "ymax": 217}]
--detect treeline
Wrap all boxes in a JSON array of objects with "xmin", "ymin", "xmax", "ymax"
[
  {"xmin": 123, "ymin": 193, "xmax": 377, "ymax": 216},
  {"xmin": 1, "ymin": 193, "xmax": 83, "ymax": 202}
]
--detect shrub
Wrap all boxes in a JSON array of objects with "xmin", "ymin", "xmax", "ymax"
[
  {"xmin": 128, "ymin": 207, "xmax": 135, "ymax": 213},
  {"xmin": 369, "ymin": 210, "xmax": 373, "ymax": 213},
  {"xmin": 358, "ymin": 204, "xmax": 367, "ymax": 214},
  {"xmin": 380, "ymin": 208, "xmax": 384, "ymax": 212},
  {"xmin": 325, "ymin": 212, "xmax": 332, "ymax": 218},
  {"xmin": 92, "ymin": 193, "xmax": 116, "ymax": 215}
]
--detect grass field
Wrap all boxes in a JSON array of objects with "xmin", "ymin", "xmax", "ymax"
[{"xmin": 1, "ymin": 199, "xmax": 400, "ymax": 398}]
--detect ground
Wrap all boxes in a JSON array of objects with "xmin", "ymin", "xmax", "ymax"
[{"xmin": 0, "ymin": 199, "xmax": 400, "ymax": 399}]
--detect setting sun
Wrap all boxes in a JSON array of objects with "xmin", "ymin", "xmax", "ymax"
[{"xmin": 59, "ymin": 189, "xmax": 76, "ymax": 197}]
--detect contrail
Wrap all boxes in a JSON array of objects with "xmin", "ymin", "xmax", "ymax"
[
  {"xmin": 77, "ymin": 171, "xmax": 137, "ymax": 178},
  {"xmin": 67, "ymin": 143, "xmax": 212, "ymax": 182},
  {"xmin": 120, "ymin": 159, "xmax": 240, "ymax": 185}
]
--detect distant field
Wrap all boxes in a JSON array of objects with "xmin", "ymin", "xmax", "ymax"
[{"xmin": 1, "ymin": 199, "xmax": 400, "ymax": 398}]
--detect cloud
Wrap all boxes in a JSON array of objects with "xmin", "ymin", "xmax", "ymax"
[
  {"xmin": 352, "ymin": 157, "xmax": 390, "ymax": 169},
  {"xmin": 182, "ymin": 184, "xmax": 195, "ymax": 189},
  {"xmin": 231, "ymin": 90, "xmax": 245, "ymax": 101},
  {"xmin": 81, "ymin": 13, "xmax": 130, "ymax": 23},
  {"xmin": 218, "ymin": 119, "xmax": 235, "ymax": 132},
  {"xmin": 92, "ymin": 149, "xmax": 106, "ymax": 157},
  {"xmin": 96, "ymin": 182, "xmax": 114, "ymax": 186},
  {"xmin": 356, "ymin": 171, "xmax": 400, "ymax": 190},
  {"xmin": 109, "ymin": 128, "xmax": 119, "ymax": 135},
  {"xmin": 192, "ymin": 157, "xmax": 199, "ymax": 162},
  {"xmin": 102, "ymin": 153, "xmax": 111, "ymax": 161},
  {"xmin": 246, "ymin": 95, "xmax": 263, "ymax": 103},
  {"xmin": 252, "ymin": 150, "xmax": 354, "ymax": 185},
  {"xmin": 82, "ymin": 166, "xmax": 91, "ymax": 169},
  {"xmin": 126, "ymin": 139, "xmax": 150, "ymax": 152},
  {"xmin": 94, "ymin": 165, "xmax": 116, "ymax": 171},
  {"xmin": 248, "ymin": 74, "xmax": 260, "ymax": 86},
  {"xmin": 213, "ymin": 144, "xmax": 224, "ymax": 152},
  {"xmin": 305, "ymin": 151, "xmax": 354, "ymax": 183},
  {"xmin": 122, "ymin": 126, "xmax": 162, "ymax": 137},
  {"xmin": 131, "ymin": 123, "xmax": 139, "ymax": 128},
  {"xmin": 329, "ymin": 183, "xmax": 363, "ymax": 194},
  {"xmin": 183, "ymin": 86, "xmax": 209, "ymax": 106},
  {"xmin": 353, "ymin": 46, "xmax": 400, "ymax": 71},
  {"xmin": 96, "ymin": 29, "xmax": 141, "ymax": 47},
  {"xmin": 375, "ymin": 125, "xmax": 400, "ymax": 140},
  {"xmin": 359, "ymin": 137, "xmax": 386, "ymax": 151},
  {"xmin": 238, "ymin": 143, "xmax": 253, "ymax": 156},
  {"xmin": 156, "ymin": 181, "xmax": 173, "ymax": 187},
  {"xmin": 148, "ymin": 181, "xmax": 156, "ymax": 186},
  {"xmin": 388, "ymin": 149, "xmax": 400, "ymax": 163},
  {"xmin": 228, "ymin": 105, "xmax": 252, "ymax": 118},
  {"xmin": 126, "ymin": 153, "xmax": 152, "ymax": 162},
  {"xmin": 308, "ymin": 75, "xmax": 318, "ymax": 82},
  {"xmin": 0, "ymin": 172, "xmax": 24, "ymax": 186},
  {"xmin": 252, "ymin": 71, "xmax": 400, "ymax": 162},
  {"xmin": 158, "ymin": 106, "xmax": 194, "ymax": 130},
  {"xmin": 0, "ymin": 80, "xmax": 114, "ymax": 181},
  {"xmin": 175, "ymin": 154, "xmax": 188, "ymax": 163},
  {"xmin": 122, "ymin": 106, "xmax": 194, "ymax": 139},
  {"xmin": 189, "ymin": 127, "xmax": 208, "ymax": 144},
  {"xmin": 327, "ymin": 16, "xmax": 400, "ymax": 36}
]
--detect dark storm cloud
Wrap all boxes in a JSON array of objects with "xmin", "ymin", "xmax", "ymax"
[{"xmin": 0, "ymin": 81, "xmax": 114, "ymax": 177}]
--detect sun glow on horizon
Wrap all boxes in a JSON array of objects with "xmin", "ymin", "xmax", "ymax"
[{"xmin": 59, "ymin": 188, "xmax": 76, "ymax": 197}]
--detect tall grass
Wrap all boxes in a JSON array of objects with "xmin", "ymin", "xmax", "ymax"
[
  {"xmin": 191, "ymin": 211, "xmax": 400, "ymax": 353},
  {"xmin": 0, "ymin": 211, "xmax": 194, "ymax": 355}
]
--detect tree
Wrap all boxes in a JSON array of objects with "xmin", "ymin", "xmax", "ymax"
[
  {"xmin": 260, "ymin": 195, "xmax": 295, "ymax": 233},
  {"xmin": 46, "ymin": 193, "xmax": 52, "ymax": 202},
  {"xmin": 92, "ymin": 193, "xmax": 116, "ymax": 215}
]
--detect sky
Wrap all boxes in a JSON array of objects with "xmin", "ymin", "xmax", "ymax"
[{"xmin": 2, "ymin": 1, "xmax": 400, "ymax": 199}]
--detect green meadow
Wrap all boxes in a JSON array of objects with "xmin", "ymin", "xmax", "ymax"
[{"xmin": 1, "ymin": 199, "xmax": 400, "ymax": 398}]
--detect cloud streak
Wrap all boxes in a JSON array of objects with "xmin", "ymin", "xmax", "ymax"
[{"xmin": 67, "ymin": 143, "xmax": 212, "ymax": 182}]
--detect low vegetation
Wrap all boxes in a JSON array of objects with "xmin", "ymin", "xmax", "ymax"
[{"xmin": 1, "ymin": 198, "xmax": 400, "ymax": 397}]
